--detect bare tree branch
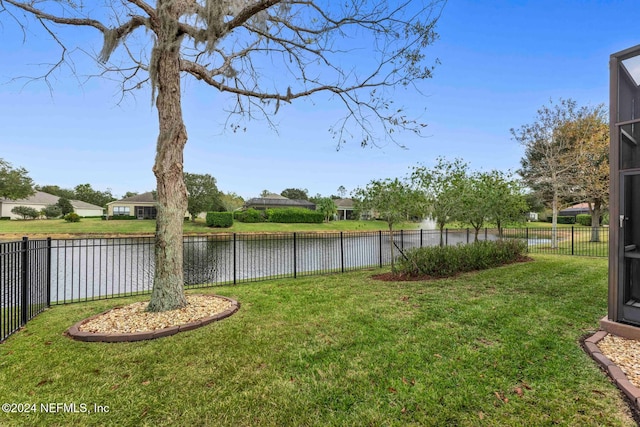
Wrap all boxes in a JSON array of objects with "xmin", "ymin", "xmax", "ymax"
[
  {"xmin": 1, "ymin": 0, "xmax": 446, "ymax": 311},
  {"xmin": 3, "ymin": 0, "xmax": 108, "ymax": 32}
]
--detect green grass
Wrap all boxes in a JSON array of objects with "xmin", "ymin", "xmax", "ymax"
[
  {"xmin": 0, "ymin": 255, "xmax": 635, "ymax": 426},
  {"xmin": 0, "ymin": 218, "xmax": 418, "ymax": 238},
  {"xmin": 509, "ymin": 226, "xmax": 610, "ymax": 257}
]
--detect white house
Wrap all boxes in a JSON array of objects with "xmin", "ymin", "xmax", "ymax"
[{"xmin": 0, "ymin": 191, "xmax": 104, "ymax": 219}]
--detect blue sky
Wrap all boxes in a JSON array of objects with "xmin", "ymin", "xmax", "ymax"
[{"xmin": 0, "ymin": 0, "xmax": 638, "ymax": 200}]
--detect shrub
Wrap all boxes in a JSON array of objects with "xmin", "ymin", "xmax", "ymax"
[
  {"xmin": 0, "ymin": 217, "xmax": 10, "ymax": 221},
  {"xmin": 64, "ymin": 212, "xmax": 81, "ymax": 223},
  {"xmin": 396, "ymin": 239, "xmax": 527, "ymax": 278},
  {"xmin": 267, "ymin": 207, "xmax": 324, "ymax": 223},
  {"xmin": 206, "ymin": 212, "xmax": 233, "ymax": 228},
  {"xmin": 234, "ymin": 208, "xmax": 267, "ymax": 223},
  {"xmin": 11, "ymin": 206, "xmax": 40, "ymax": 219},
  {"xmin": 108, "ymin": 215, "xmax": 137, "ymax": 220},
  {"xmin": 576, "ymin": 214, "xmax": 592, "ymax": 226},
  {"xmin": 557, "ymin": 216, "xmax": 575, "ymax": 224}
]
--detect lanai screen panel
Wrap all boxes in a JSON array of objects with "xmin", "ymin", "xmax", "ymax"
[{"xmin": 619, "ymin": 54, "xmax": 640, "ymax": 169}]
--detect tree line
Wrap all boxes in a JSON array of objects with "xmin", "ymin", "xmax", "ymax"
[
  {"xmin": 1, "ymin": 159, "xmax": 350, "ymax": 222},
  {"xmin": 0, "ymin": 162, "xmax": 250, "ymax": 220}
]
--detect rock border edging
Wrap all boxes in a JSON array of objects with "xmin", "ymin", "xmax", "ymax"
[
  {"xmin": 584, "ymin": 330, "xmax": 640, "ymax": 410},
  {"xmin": 66, "ymin": 295, "xmax": 239, "ymax": 343}
]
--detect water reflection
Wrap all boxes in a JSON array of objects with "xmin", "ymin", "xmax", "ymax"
[{"xmin": 47, "ymin": 230, "xmax": 503, "ymax": 303}]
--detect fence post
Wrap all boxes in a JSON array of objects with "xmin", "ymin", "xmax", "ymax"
[
  {"xmin": 340, "ymin": 232, "xmax": 345, "ymax": 273},
  {"xmin": 46, "ymin": 237, "xmax": 52, "ymax": 307},
  {"xmin": 420, "ymin": 229, "xmax": 423, "ymax": 248},
  {"xmin": 21, "ymin": 237, "xmax": 29, "ymax": 325},
  {"xmin": 526, "ymin": 228, "xmax": 529, "ymax": 253},
  {"xmin": 466, "ymin": 228, "xmax": 470, "ymax": 244},
  {"xmin": 571, "ymin": 226, "xmax": 574, "ymax": 255},
  {"xmin": 233, "ymin": 233, "xmax": 237, "ymax": 285},
  {"xmin": 293, "ymin": 232, "xmax": 297, "ymax": 279},
  {"xmin": 379, "ymin": 231, "xmax": 383, "ymax": 268},
  {"xmin": 400, "ymin": 229, "xmax": 404, "ymax": 250},
  {"xmin": 445, "ymin": 229, "xmax": 448, "ymax": 246}
]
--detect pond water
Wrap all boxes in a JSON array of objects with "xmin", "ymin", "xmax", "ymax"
[{"xmin": 47, "ymin": 230, "xmax": 500, "ymax": 303}]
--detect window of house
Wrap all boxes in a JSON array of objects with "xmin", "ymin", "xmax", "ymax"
[{"xmin": 113, "ymin": 206, "xmax": 130, "ymax": 216}]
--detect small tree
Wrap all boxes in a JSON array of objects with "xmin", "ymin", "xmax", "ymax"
[
  {"xmin": 455, "ymin": 172, "xmax": 485, "ymax": 241},
  {"xmin": 11, "ymin": 206, "xmax": 39, "ymax": 219},
  {"xmin": 485, "ymin": 172, "xmax": 528, "ymax": 236},
  {"xmin": 512, "ymin": 99, "xmax": 589, "ymax": 248},
  {"xmin": 316, "ymin": 197, "xmax": 337, "ymax": 222},
  {"xmin": 561, "ymin": 104, "xmax": 609, "ymax": 242},
  {"xmin": 454, "ymin": 171, "xmax": 523, "ymax": 241},
  {"xmin": 57, "ymin": 198, "xmax": 74, "ymax": 216},
  {"xmin": 411, "ymin": 158, "xmax": 468, "ymax": 246},
  {"xmin": 41, "ymin": 204, "xmax": 62, "ymax": 219},
  {"xmin": 184, "ymin": 173, "xmax": 222, "ymax": 221},
  {"xmin": 471, "ymin": 170, "xmax": 528, "ymax": 237},
  {"xmin": 0, "ymin": 159, "xmax": 34, "ymax": 200},
  {"xmin": 354, "ymin": 178, "xmax": 426, "ymax": 273}
]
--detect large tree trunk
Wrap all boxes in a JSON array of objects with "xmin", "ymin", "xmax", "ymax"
[{"xmin": 147, "ymin": 4, "xmax": 189, "ymax": 312}]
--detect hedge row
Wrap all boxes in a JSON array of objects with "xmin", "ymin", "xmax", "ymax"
[
  {"xmin": 233, "ymin": 207, "xmax": 324, "ymax": 224},
  {"xmin": 576, "ymin": 214, "xmax": 594, "ymax": 226},
  {"xmin": 107, "ymin": 215, "xmax": 139, "ymax": 220},
  {"xmin": 396, "ymin": 239, "xmax": 527, "ymax": 278},
  {"xmin": 234, "ymin": 208, "xmax": 267, "ymax": 223},
  {"xmin": 267, "ymin": 208, "xmax": 324, "ymax": 223},
  {"xmin": 206, "ymin": 212, "xmax": 233, "ymax": 228},
  {"xmin": 557, "ymin": 216, "xmax": 575, "ymax": 224}
]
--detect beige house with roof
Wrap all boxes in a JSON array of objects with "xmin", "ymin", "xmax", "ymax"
[
  {"xmin": 334, "ymin": 198, "xmax": 356, "ymax": 220},
  {"xmin": 106, "ymin": 192, "xmax": 193, "ymax": 219},
  {"xmin": 0, "ymin": 191, "xmax": 104, "ymax": 219},
  {"xmin": 106, "ymin": 192, "xmax": 158, "ymax": 219}
]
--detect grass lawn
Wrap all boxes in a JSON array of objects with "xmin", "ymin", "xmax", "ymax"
[
  {"xmin": 0, "ymin": 255, "xmax": 635, "ymax": 426},
  {"xmin": 505, "ymin": 226, "xmax": 610, "ymax": 257},
  {"xmin": 0, "ymin": 218, "xmax": 419, "ymax": 239}
]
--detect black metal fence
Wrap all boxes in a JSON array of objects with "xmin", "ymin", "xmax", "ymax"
[
  {"xmin": 501, "ymin": 226, "xmax": 609, "ymax": 258},
  {"xmin": 0, "ymin": 226, "xmax": 609, "ymax": 342},
  {"xmin": 0, "ymin": 237, "xmax": 51, "ymax": 342}
]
